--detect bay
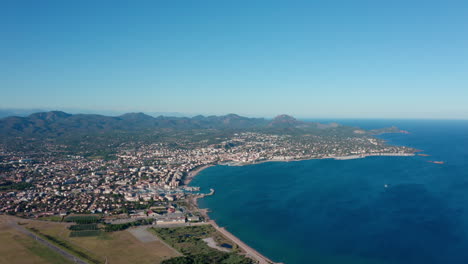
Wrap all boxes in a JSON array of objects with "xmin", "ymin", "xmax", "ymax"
[{"xmin": 190, "ymin": 120, "xmax": 468, "ymax": 264}]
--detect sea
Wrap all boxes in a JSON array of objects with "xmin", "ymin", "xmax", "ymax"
[{"xmin": 189, "ymin": 119, "xmax": 468, "ymax": 264}]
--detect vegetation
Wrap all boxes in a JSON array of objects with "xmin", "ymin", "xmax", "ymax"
[
  {"xmin": 69, "ymin": 224, "xmax": 98, "ymax": 231},
  {"xmin": 68, "ymin": 223, "xmax": 101, "ymax": 237},
  {"xmin": 152, "ymin": 226, "xmax": 253, "ymax": 264},
  {"xmin": 0, "ymin": 111, "xmax": 386, "ymax": 156},
  {"xmin": 39, "ymin": 215, "xmax": 64, "ymax": 222},
  {"xmin": 70, "ymin": 230, "xmax": 102, "ymax": 237},
  {"xmin": 64, "ymin": 215, "xmax": 101, "ymax": 224},
  {"xmin": 162, "ymin": 253, "xmax": 253, "ymax": 264},
  {"xmin": 104, "ymin": 218, "xmax": 153, "ymax": 232}
]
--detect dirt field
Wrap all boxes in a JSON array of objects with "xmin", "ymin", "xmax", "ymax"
[{"xmin": 1, "ymin": 215, "xmax": 180, "ymax": 264}]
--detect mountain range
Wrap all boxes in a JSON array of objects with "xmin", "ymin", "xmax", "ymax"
[{"xmin": 0, "ymin": 111, "xmax": 340, "ymax": 138}]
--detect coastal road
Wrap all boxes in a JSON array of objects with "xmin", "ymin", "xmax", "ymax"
[
  {"xmin": 209, "ymin": 220, "xmax": 281, "ymax": 264},
  {"xmin": 4, "ymin": 217, "xmax": 89, "ymax": 264}
]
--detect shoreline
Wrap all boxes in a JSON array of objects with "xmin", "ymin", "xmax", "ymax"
[
  {"xmin": 204, "ymin": 152, "xmax": 416, "ymax": 167},
  {"xmin": 209, "ymin": 220, "xmax": 280, "ymax": 264},
  {"xmin": 188, "ymin": 194, "xmax": 280, "ymax": 264},
  {"xmin": 183, "ymin": 164, "xmax": 215, "ymax": 185},
  {"xmin": 186, "ymin": 165, "xmax": 281, "ymax": 264},
  {"xmin": 185, "ymin": 152, "xmax": 415, "ymax": 264}
]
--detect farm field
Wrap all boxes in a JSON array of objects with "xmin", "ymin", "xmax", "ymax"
[
  {"xmin": 0, "ymin": 216, "xmax": 73, "ymax": 264},
  {"xmin": 1, "ymin": 215, "xmax": 179, "ymax": 264}
]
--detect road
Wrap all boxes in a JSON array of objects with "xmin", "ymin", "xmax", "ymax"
[{"xmin": 5, "ymin": 217, "xmax": 89, "ymax": 264}]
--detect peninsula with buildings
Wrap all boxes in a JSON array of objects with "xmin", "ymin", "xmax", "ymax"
[{"xmin": 0, "ymin": 111, "xmax": 416, "ymax": 264}]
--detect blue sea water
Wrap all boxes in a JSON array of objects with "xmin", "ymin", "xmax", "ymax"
[{"xmin": 190, "ymin": 120, "xmax": 468, "ymax": 264}]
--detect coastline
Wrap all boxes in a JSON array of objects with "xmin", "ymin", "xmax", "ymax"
[
  {"xmin": 213, "ymin": 152, "xmax": 416, "ymax": 167},
  {"xmin": 184, "ymin": 152, "xmax": 416, "ymax": 264},
  {"xmin": 209, "ymin": 220, "xmax": 280, "ymax": 264},
  {"xmin": 186, "ymin": 165, "xmax": 280, "ymax": 264},
  {"xmin": 188, "ymin": 193, "xmax": 280, "ymax": 264},
  {"xmin": 183, "ymin": 164, "xmax": 215, "ymax": 185}
]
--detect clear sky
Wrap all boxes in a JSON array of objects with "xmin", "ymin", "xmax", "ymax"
[{"xmin": 1, "ymin": 0, "xmax": 467, "ymax": 119}]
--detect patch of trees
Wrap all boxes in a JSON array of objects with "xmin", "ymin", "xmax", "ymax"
[
  {"xmin": 69, "ymin": 224, "xmax": 98, "ymax": 231},
  {"xmin": 104, "ymin": 218, "xmax": 153, "ymax": 232},
  {"xmin": 162, "ymin": 253, "xmax": 253, "ymax": 264},
  {"xmin": 64, "ymin": 215, "xmax": 101, "ymax": 224},
  {"xmin": 70, "ymin": 230, "xmax": 101, "ymax": 237}
]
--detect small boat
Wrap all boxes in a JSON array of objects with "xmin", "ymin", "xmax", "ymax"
[{"xmin": 428, "ymin": 161, "xmax": 444, "ymax": 164}]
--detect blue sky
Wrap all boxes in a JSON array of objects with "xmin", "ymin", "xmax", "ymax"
[{"xmin": 1, "ymin": 0, "xmax": 467, "ymax": 118}]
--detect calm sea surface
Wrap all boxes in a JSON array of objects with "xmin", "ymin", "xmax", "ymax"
[{"xmin": 190, "ymin": 120, "xmax": 468, "ymax": 264}]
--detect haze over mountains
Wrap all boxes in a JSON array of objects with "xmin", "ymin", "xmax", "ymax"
[
  {"xmin": 0, "ymin": 111, "xmax": 343, "ymax": 138},
  {"xmin": 0, "ymin": 109, "xmax": 189, "ymax": 119},
  {"xmin": 0, "ymin": 109, "xmax": 46, "ymax": 119}
]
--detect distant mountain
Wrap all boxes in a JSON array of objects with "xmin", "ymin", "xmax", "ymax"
[
  {"xmin": 266, "ymin": 114, "xmax": 340, "ymax": 130},
  {"xmin": 268, "ymin": 114, "xmax": 302, "ymax": 128},
  {"xmin": 0, "ymin": 111, "xmax": 348, "ymax": 140},
  {"xmin": 188, "ymin": 114, "xmax": 268, "ymax": 129},
  {"xmin": 0, "ymin": 108, "xmax": 46, "ymax": 118},
  {"xmin": 119, "ymin": 112, "xmax": 154, "ymax": 120},
  {"xmin": 29, "ymin": 111, "xmax": 73, "ymax": 121}
]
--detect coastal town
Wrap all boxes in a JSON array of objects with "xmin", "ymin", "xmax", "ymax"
[
  {"xmin": 0, "ymin": 131, "xmax": 415, "ymax": 218},
  {"xmin": 0, "ymin": 128, "xmax": 416, "ymax": 264}
]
